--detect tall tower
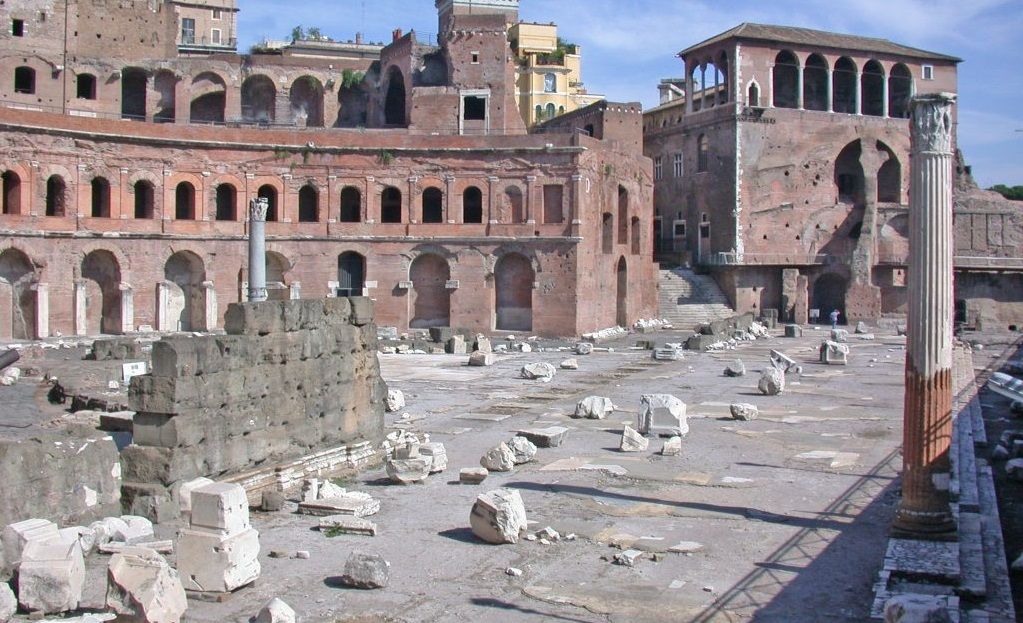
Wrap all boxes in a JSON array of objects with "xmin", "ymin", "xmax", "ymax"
[{"xmin": 435, "ymin": 0, "xmax": 519, "ymax": 35}]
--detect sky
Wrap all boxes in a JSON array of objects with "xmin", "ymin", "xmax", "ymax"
[{"xmin": 238, "ymin": 0, "xmax": 1023, "ymax": 187}]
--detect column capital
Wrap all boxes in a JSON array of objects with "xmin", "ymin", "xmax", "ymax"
[
  {"xmin": 249, "ymin": 197, "xmax": 269, "ymax": 222},
  {"xmin": 911, "ymin": 93, "xmax": 957, "ymax": 154}
]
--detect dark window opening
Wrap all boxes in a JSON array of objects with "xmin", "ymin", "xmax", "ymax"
[
  {"xmin": 76, "ymin": 73, "xmax": 97, "ymax": 100},
  {"xmin": 463, "ymin": 187, "xmax": 483, "ymax": 223},
  {"xmin": 542, "ymin": 185, "xmax": 564, "ymax": 224},
  {"xmin": 2, "ymin": 171, "xmax": 21, "ymax": 215},
  {"xmin": 298, "ymin": 185, "xmax": 319, "ymax": 222},
  {"xmin": 121, "ymin": 68, "xmax": 147, "ymax": 120},
  {"xmin": 848, "ymin": 221, "xmax": 863, "ymax": 239},
  {"xmin": 463, "ymin": 96, "xmax": 486, "ymax": 121},
  {"xmin": 833, "ymin": 57, "xmax": 858, "ymax": 114},
  {"xmin": 748, "ymin": 83, "xmax": 760, "ymax": 107},
  {"xmin": 215, "ymin": 184, "xmax": 236, "ymax": 221},
  {"xmin": 257, "ymin": 185, "xmax": 278, "ymax": 222},
  {"xmin": 45, "ymin": 175, "xmax": 66, "ymax": 217},
  {"xmin": 422, "ymin": 188, "xmax": 443, "ymax": 223},
  {"xmin": 617, "ymin": 186, "xmax": 629, "ymax": 244},
  {"xmin": 14, "ymin": 66, "xmax": 35, "ymax": 94},
  {"xmin": 381, "ymin": 187, "xmax": 402, "ymax": 223},
  {"xmin": 181, "ymin": 17, "xmax": 195, "ymax": 44},
  {"xmin": 384, "ymin": 67, "xmax": 407, "ymax": 126},
  {"xmin": 12, "ymin": 19, "xmax": 24, "ymax": 37},
  {"xmin": 602, "ymin": 213, "xmax": 614, "ymax": 254},
  {"xmin": 91, "ymin": 177, "xmax": 110, "ymax": 218},
  {"xmin": 772, "ymin": 51, "xmax": 799, "ymax": 109},
  {"xmin": 888, "ymin": 64, "xmax": 913, "ymax": 120},
  {"xmin": 175, "ymin": 182, "xmax": 195, "ymax": 220},
  {"xmin": 861, "ymin": 60, "xmax": 885, "ymax": 117},
  {"xmin": 134, "ymin": 180, "xmax": 154, "ymax": 219},
  {"xmin": 339, "ymin": 187, "xmax": 361, "ymax": 222},
  {"xmin": 803, "ymin": 54, "xmax": 828, "ymax": 111},
  {"xmin": 697, "ymin": 134, "xmax": 709, "ymax": 172}
]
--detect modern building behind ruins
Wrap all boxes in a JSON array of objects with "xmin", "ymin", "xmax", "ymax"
[
  {"xmin": 645, "ymin": 24, "xmax": 1023, "ymax": 326},
  {"xmin": 0, "ymin": 0, "xmax": 656, "ymax": 340}
]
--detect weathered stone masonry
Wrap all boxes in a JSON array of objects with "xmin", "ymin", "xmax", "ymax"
[{"xmin": 121, "ymin": 297, "xmax": 386, "ymax": 519}]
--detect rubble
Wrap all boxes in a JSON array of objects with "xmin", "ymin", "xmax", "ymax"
[
  {"xmin": 1007, "ymin": 459, "xmax": 1023, "ymax": 482},
  {"xmin": 520, "ymin": 363, "xmax": 556, "ymax": 382},
  {"xmin": 661, "ymin": 437, "xmax": 682, "ymax": 456},
  {"xmin": 299, "ymin": 493, "xmax": 379, "ymax": 518},
  {"xmin": 261, "ymin": 490, "xmax": 286, "ymax": 512},
  {"xmin": 883, "ymin": 594, "xmax": 953, "ymax": 623},
  {"xmin": 653, "ymin": 346, "xmax": 685, "ymax": 361},
  {"xmin": 819, "ymin": 341, "xmax": 850, "ymax": 365},
  {"xmin": 582, "ymin": 327, "xmax": 628, "ymax": 342},
  {"xmin": 723, "ymin": 360, "xmax": 746, "ymax": 377},
  {"xmin": 2, "ymin": 518, "xmax": 60, "ymax": 576},
  {"xmin": 254, "ymin": 598, "xmax": 296, "ymax": 623},
  {"xmin": 516, "ymin": 427, "xmax": 569, "ymax": 448},
  {"xmin": 459, "ymin": 468, "xmax": 489, "ymax": 484},
  {"xmin": 469, "ymin": 489, "xmax": 528, "ymax": 544},
  {"xmin": 784, "ymin": 325, "xmax": 803, "ymax": 338},
  {"xmin": 385, "ymin": 389, "xmax": 406, "ymax": 413},
  {"xmin": 446, "ymin": 336, "xmax": 467, "ymax": 355},
  {"xmin": 17, "ymin": 538, "xmax": 85, "ymax": 614},
  {"xmin": 620, "ymin": 425, "xmax": 649, "ymax": 452},
  {"xmin": 468, "ymin": 351, "xmax": 495, "ymax": 367},
  {"xmin": 574, "ymin": 396, "xmax": 616, "ymax": 420},
  {"xmin": 319, "ymin": 516, "xmax": 378, "ymax": 537},
  {"xmin": 638, "ymin": 394, "xmax": 688, "ymax": 437},
  {"xmin": 474, "ymin": 337, "xmax": 493, "ymax": 354},
  {"xmin": 855, "ymin": 321, "xmax": 869, "ymax": 334},
  {"xmin": 106, "ymin": 547, "xmax": 188, "ymax": 623},
  {"xmin": 340, "ymin": 552, "xmax": 390, "ymax": 589},
  {"xmin": 560, "ymin": 358, "xmax": 579, "ymax": 370},
  {"xmin": 0, "ymin": 367, "xmax": 20, "ymax": 386},
  {"xmin": 769, "ymin": 350, "xmax": 798, "ymax": 372},
  {"xmin": 517, "ymin": 343, "xmax": 533, "ymax": 353},
  {"xmin": 0, "ymin": 583, "xmax": 14, "ymax": 623},
  {"xmin": 507, "ymin": 437, "xmax": 538, "ymax": 464},
  {"xmin": 419, "ymin": 442, "xmax": 448, "ymax": 473},
  {"xmin": 505, "ymin": 567, "xmax": 523, "ymax": 577},
  {"xmin": 614, "ymin": 550, "xmax": 644, "ymax": 566},
  {"xmin": 758, "ymin": 368, "xmax": 786, "ymax": 396},
  {"xmin": 177, "ymin": 478, "xmax": 215, "ymax": 515},
  {"xmin": 176, "ymin": 482, "xmax": 260, "ymax": 594},
  {"xmin": 830, "ymin": 329, "xmax": 850, "ymax": 343},
  {"xmin": 730, "ymin": 404, "xmax": 759, "ymax": 421},
  {"xmin": 56, "ymin": 526, "xmax": 95, "ymax": 557},
  {"xmin": 480, "ymin": 443, "xmax": 517, "ymax": 472},
  {"xmin": 386, "ymin": 458, "xmax": 432, "ymax": 484},
  {"xmin": 536, "ymin": 527, "xmax": 561, "ymax": 542},
  {"xmin": 575, "ymin": 342, "xmax": 594, "ymax": 356}
]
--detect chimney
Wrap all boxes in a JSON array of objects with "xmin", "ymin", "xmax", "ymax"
[{"xmin": 355, "ymin": 32, "xmax": 363, "ymax": 45}]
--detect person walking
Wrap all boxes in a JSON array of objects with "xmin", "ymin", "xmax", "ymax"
[{"xmin": 829, "ymin": 309, "xmax": 840, "ymax": 329}]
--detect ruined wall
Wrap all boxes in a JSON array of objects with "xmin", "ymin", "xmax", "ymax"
[
  {"xmin": 0, "ymin": 434, "xmax": 122, "ymax": 528},
  {"xmin": 120, "ymin": 297, "xmax": 386, "ymax": 519}
]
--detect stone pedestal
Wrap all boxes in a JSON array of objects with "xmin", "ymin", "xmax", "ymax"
[
  {"xmin": 893, "ymin": 93, "xmax": 958, "ymax": 538},
  {"xmin": 119, "ymin": 282, "xmax": 134, "ymax": 334},
  {"xmin": 176, "ymin": 482, "xmax": 260, "ymax": 593}
]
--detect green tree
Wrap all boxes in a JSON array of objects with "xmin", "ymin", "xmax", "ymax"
[
  {"xmin": 989, "ymin": 185, "xmax": 1023, "ymax": 201},
  {"xmin": 291, "ymin": 25, "xmax": 304, "ymax": 42}
]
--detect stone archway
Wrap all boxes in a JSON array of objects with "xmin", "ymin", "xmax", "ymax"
[
  {"xmin": 0, "ymin": 249, "xmax": 36, "ymax": 339},
  {"xmin": 812, "ymin": 273, "xmax": 848, "ymax": 325},
  {"xmin": 164, "ymin": 251, "xmax": 206, "ymax": 332},
  {"xmin": 494, "ymin": 253, "xmax": 534, "ymax": 331},
  {"xmin": 81, "ymin": 250, "xmax": 122, "ymax": 335},
  {"xmin": 337, "ymin": 252, "xmax": 366, "ymax": 297},
  {"xmin": 409, "ymin": 254, "xmax": 450, "ymax": 328}
]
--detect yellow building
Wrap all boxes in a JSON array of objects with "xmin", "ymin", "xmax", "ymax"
[{"xmin": 509, "ymin": 22, "xmax": 604, "ymax": 126}]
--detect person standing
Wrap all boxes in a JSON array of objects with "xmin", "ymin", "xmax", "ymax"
[{"xmin": 829, "ymin": 309, "xmax": 840, "ymax": 329}]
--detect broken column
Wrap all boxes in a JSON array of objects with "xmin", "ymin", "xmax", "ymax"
[
  {"xmin": 17, "ymin": 538, "xmax": 85, "ymax": 614},
  {"xmin": 247, "ymin": 197, "xmax": 269, "ymax": 303},
  {"xmin": 176, "ymin": 482, "xmax": 260, "ymax": 593},
  {"xmin": 893, "ymin": 93, "xmax": 958, "ymax": 538},
  {"xmin": 106, "ymin": 547, "xmax": 188, "ymax": 622}
]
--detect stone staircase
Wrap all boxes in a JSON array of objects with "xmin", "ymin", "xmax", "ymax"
[{"xmin": 658, "ymin": 268, "xmax": 735, "ymax": 332}]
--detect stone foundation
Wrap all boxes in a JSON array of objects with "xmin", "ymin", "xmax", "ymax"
[{"xmin": 120, "ymin": 297, "xmax": 386, "ymax": 520}]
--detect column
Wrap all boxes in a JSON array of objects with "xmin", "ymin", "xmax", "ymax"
[
  {"xmin": 364, "ymin": 176, "xmax": 375, "ymax": 223},
  {"xmin": 408, "ymin": 176, "xmax": 420, "ymax": 223},
  {"xmin": 119, "ymin": 283, "xmax": 134, "ymax": 334},
  {"xmin": 893, "ymin": 93, "xmax": 958, "ymax": 538},
  {"xmin": 31, "ymin": 283, "xmax": 48, "ymax": 339},
  {"xmin": 487, "ymin": 176, "xmax": 499, "ymax": 224},
  {"xmin": 73, "ymin": 280, "xmax": 87, "ymax": 336},
  {"xmin": 570, "ymin": 174, "xmax": 583, "ymax": 225},
  {"xmin": 826, "ymin": 69, "xmax": 834, "ymax": 113},
  {"xmin": 247, "ymin": 197, "xmax": 268, "ymax": 302},
  {"xmin": 882, "ymin": 75, "xmax": 890, "ymax": 118},
  {"xmin": 156, "ymin": 282, "xmax": 172, "ymax": 332},
  {"xmin": 202, "ymin": 281, "xmax": 217, "ymax": 331},
  {"xmin": 289, "ymin": 282, "xmax": 301, "ymax": 300},
  {"xmin": 525, "ymin": 175, "xmax": 537, "ymax": 224},
  {"xmin": 855, "ymin": 72, "xmax": 862, "ymax": 115},
  {"xmin": 445, "ymin": 175, "xmax": 455, "ymax": 224},
  {"xmin": 796, "ymin": 65, "xmax": 804, "ymax": 110},
  {"xmin": 684, "ymin": 61, "xmax": 694, "ymax": 114}
]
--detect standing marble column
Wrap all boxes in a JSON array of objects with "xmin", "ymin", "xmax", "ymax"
[
  {"xmin": 893, "ymin": 93, "xmax": 957, "ymax": 538},
  {"xmin": 247, "ymin": 197, "xmax": 268, "ymax": 303}
]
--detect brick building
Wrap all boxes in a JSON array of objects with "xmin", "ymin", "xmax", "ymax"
[
  {"xmin": 645, "ymin": 24, "xmax": 1023, "ymax": 327},
  {"xmin": 0, "ymin": 0, "xmax": 657, "ymax": 340}
]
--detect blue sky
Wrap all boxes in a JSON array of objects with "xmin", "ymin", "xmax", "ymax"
[{"xmin": 238, "ymin": 0, "xmax": 1023, "ymax": 187}]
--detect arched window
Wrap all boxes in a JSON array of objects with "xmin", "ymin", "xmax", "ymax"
[
  {"xmin": 339, "ymin": 187, "xmax": 361, "ymax": 223},
  {"xmin": 716, "ymin": 52, "xmax": 730, "ymax": 104},
  {"xmin": 545, "ymin": 103, "xmax": 556, "ymax": 119},
  {"xmin": 134, "ymin": 180, "xmax": 154, "ymax": 219},
  {"xmin": 463, "ymin": 186, "xmax": 483, "ymax": 223},
  {"xmin": 13, "ymin": 66, "xmax": 35, "ymax": 94},
  {"xmin": 877, "ymin": 142, "xmax": 901, "ymax": 203},
  {"xmin": 45, "ymin": 175, "xmax": 66, "ymax": 217},
  {"xmin": 241, "ymin": 74, "xmax": 276, "ymax": 123},
  {"xmin": 697, "ymin": 134, "xmax": 709, "ymax": 172},
  {"xmin": 381, "ymin": 186, "xmax": 402, "ymax": 223},
  {"xmin": 861, "ymin": 60, "xmax": 885, "ymax": 117},
  {"xmin": 748, "ymin": 82, "xmax": 760, "ymax": 107},
  {"xmin": 888, "ymin": 64, "xmax": 913, "ymax": 119},
  {"xmin": 257, "ymin": 185, "xmax": 278, "ymax": 222},
  {"xmin": 76, "ymin": 73, "xmax": 97, "ymax": 100},
  {"xmin": 630, "ymin": 216, "xmax": 642, "ymax": 255},
  {"xmin": 190, "ymin": 72, "xmax": 227, "ymax": 124},
  {"xmin": 773, "ymin": 51, "xmax": 799, "ymax": 109},
  {"xmin": 298, "ymin": 184, "xmax": 319, "ymax": 222},
  {"xmin": 384, "ymin": 67, "xmax": 407, "ymax": 126},
  {"xmin": 617, "ymin": 186, "xmax": 629, "ymax": 244},
  {"xmin": 835, "ymin": 141, "xmax": 864, "ymax": 205},
  {"xmin": 535, "ymin": 105, "xmax": 543, "ymax": 122},
  {"xmin": 1, "ymin": 171, "xmax": 21, "ymax": 215},
  {"xmin": 803, "ymin": 54, "xmax": 828, "ymax": 111},
  {"xmin": 422, "ymin": 188, "xmax": 443, "ymax": 223},
  {"xmin": 833, "ymin": 57, "xmax": 857, "ymax": 114},
  {"xmin": 543, "ymin": 73, "xmax": 557, "ymax": 93},
  {"xmin": 289, "ymin": 76, "xmax": 325, "ymax": 127},
  {"xmin": 175, "ymin": 182, "xmax": 196, "ymax": 220},
  {"xmin": 91, "ymin": 177, "xmax": 110, "ymax": 218},
  {"xmin": 215, "ymin": 184, "xmax": 236, "ymax": 221},
  {"xmin": 121, "ymin": 67, "xmax": 147, "ymax": 120},
  {"xmin": 153, "ymin": 70, "xmax": 177, "ymax": 123},
  {"xmin": 601, "ymin": 212, "xmax": 614, "ymax": 254}
]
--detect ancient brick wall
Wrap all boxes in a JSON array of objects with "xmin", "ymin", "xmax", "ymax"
[{"xmin": 120, "ymin": 297, "xmax": 386, "ymax": 519}]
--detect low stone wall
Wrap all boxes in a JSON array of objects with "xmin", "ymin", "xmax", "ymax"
[
  {"xmin": 120, "ymin": 297, "xmax": 387, "ymax": 520},
  {"xmin": 0, "ymin": 434, "xmax": 121, "ymax": 528}
]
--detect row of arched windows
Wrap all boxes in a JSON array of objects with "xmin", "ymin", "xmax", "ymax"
[
  {"xmin": 3, "ymin": 173, "xmax": 525, "ymax": 225},
  {"xmin": 768, "ymin": 52, "xmax": 913, "ymax": 119}
]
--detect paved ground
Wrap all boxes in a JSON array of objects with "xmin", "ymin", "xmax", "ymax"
[{"xmin": 99, "ymin": 325, "xmax": 903, "ymax": 623}]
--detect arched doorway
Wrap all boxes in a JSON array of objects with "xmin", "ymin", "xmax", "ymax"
[
  {"xmin": 494, "ymin": 253, "xmax": 534, "ymax": 331},
  {"xmin": 812, "ymin": 273, "xmax": 847, "ymax": 324},
  {"xmin": 877, "ymin": 142, "xmax": 901, "ymax": 203},
  {"xmin": 409, "ymin": 254, "xmax": 450, "ymax": 328},
  {"xmin": 773, "ymin": 51, "xmax": 799, "ymax": 109},
  {"xmin": 0, "ymin": 249, "xmax": 36, "ymax": 339},
  {"xmin": 190, "ymin": 72, "xmax": 226, "ymax": 124},
  {"xmin": 289, "ymin": 76, "xmax": 324, "ymax": 127},
  {"xmin": 241, "ymin": 74, "xmax": 276, "ymax": 124},
  {"xmin": 616, "ymin": 257, "xmax": 628, "ymax": 327},
  {"xmin": 121, "ymin": 67, "xmax": 147, "ymax": 120},
  {"xmin": 384, "ymin": 67, "xmax": 407, "ymax": 126},
  {"xmin": 803, "ymin": 54, "xmax": 828, "ymax": 111},
  {"xmin": 81, "ymin": 250, "xmax": 121, "ymax": 335},
  {"xmin": 153, "ymin": 70, "xmax": 177, "ymax": 123},
  {"xmin": 835, "ymin": 141, "xmax": 864, "ymax": 206},
  {"xmin": 164, "ymin": 251, "xmax": 205, "ymax": 332},
  {"xmin": 337, "ymin": 252, "xmax": 366, "ymax": 297}
]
